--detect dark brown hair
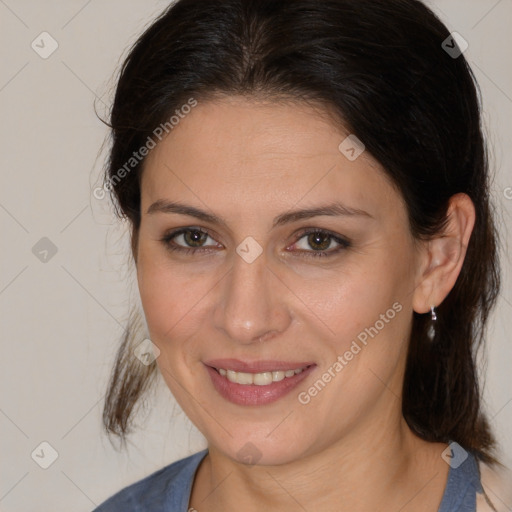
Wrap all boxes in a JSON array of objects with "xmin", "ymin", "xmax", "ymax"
[{"xmin": 100, "ymin": 0, "xmax": 501, "ymax": 464}]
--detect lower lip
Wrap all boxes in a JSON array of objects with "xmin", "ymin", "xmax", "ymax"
[{"xmin": 205, "ymin": 364, "xmax": 316, "ymax": 406}]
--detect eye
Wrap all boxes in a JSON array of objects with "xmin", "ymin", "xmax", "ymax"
[
  {"xmin": 160, "ymin": 227, "xmax": 351, "ymax": 258},
  {"xmin": 289, "ymin": 228, "xmax": 351, "ymax": 258},
  {"xmin": 160, "ymin": 227, "xmax": 221, "ymax": 254}
]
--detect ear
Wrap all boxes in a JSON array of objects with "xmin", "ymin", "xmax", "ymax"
[{"xmin": 412, "ymin": 193, "xmax": 476, "ymax": 314}]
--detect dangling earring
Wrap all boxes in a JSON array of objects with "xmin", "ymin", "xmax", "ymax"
[{"xmin": 427, "ymin": 305, "xmax": 437, "ymax": 341}]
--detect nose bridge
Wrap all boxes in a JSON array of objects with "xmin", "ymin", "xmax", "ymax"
[{"xmin": 214, "ymin": 247, "xmax": 290, "ymax": 344}]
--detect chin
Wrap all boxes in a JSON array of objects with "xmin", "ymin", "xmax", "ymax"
[{"xmin": 209, "ymin": 431, "xmax": 313, "ymax": 468}]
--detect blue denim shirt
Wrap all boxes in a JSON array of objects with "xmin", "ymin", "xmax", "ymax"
[{"xmin": 92, "ymin": 448, "xmax": 483, "ymax": 511}]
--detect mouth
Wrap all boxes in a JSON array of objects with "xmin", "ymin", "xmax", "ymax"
[
  {"xmin": 203, "ymin": 359, "xmax": 316, "ymax": 406},
  {"xmin": 216, "ymin": 366, "xmax": 309, "ymax": 385}
]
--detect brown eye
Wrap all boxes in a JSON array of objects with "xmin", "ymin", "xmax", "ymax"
[
  {"xmin": 291, "ymin": 229, "xmax": 351, "ymax": 258},
  {"xmin": 160, "ymin": 227, "xmax": 350, "ymax": 258},
  {"xmin": 160, "ymin": 227, "xmax": 221, "ymax": 254},
  {"xmin": 182, "ymin": 229, "xmax": 209, "ymax": 247},
  {"xmin": 305, "ymin": 232, "xmax": 332, "ymax": 251}
]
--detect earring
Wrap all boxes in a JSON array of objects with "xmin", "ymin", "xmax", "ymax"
[{"xmin": 427, "ymin": 305, "xmax": 437, "ymax": 341}]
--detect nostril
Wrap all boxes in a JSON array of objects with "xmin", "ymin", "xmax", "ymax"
[{"xmin": 256, "ymin": 331, "xmax": 278, "ymax": 343}]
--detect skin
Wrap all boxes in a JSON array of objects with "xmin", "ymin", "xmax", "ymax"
[{"xmin": 135, "ymin": 96, "xmax": 476, "ymax": 512}]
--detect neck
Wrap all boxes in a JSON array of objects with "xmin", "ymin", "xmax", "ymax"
[{"xmin": 190, "ymin": 414, "xmax": 449, "ymax": 512}]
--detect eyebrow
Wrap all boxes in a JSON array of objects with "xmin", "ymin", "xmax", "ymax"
[{"xmin": 147, "ymin": 200, "xmax": 374, "ymax": 228}]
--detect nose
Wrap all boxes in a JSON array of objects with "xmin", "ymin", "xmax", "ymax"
[{"xmin": 213, "ymin": 248, "xmax": 292, "ymax": 345}]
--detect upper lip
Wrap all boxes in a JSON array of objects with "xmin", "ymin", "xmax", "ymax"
[{"xmin": 204, "ymin": 359, "xmax": 316, "ymax": 373}]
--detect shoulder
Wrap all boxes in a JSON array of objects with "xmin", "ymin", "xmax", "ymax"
[
  {"xmin": 92, "ymin": 449, "xmax": 208, "ymax": 512},
  {"xmin": 476, "ymin": 460, "xmax": 512, "ymax": 512}
]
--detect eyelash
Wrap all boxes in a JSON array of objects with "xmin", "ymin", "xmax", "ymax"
[{"xmin": 159, "ymin": 227, "xmax": 351, "ymax": 258}]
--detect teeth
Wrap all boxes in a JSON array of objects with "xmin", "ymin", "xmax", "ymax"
[
  {"xmin": 253, "ymin": 372, "xmax": 273, "ymax": 386},
  {"xmin": 272, "ymin": 371, "xmax": 285, "ymax": 382},
  {"xmin": 218, "ymin": 367, "xmax": 305, "ymax": 385}
]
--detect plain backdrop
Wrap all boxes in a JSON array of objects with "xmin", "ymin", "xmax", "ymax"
[{"xmin": 0, "ymin": 1, "xmax": 511, "ymax": 510}]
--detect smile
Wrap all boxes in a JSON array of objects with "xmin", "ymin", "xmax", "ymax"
[
  {"xmin": 204, "ymin": 360, "xmax": 316, "ymax": 406},
  {"xmin": 217, "ymin": 367, "xmax": 306, "ymax": 386}
]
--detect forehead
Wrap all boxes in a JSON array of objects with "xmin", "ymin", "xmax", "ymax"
[{"xmin": 141, "ymin": 97, "xmax": 401, "ymax": 217}]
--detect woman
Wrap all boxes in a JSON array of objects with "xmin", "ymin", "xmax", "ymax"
[{"xmin": 93, "ymin": 0, "xmax": 512, "ymax": 510}]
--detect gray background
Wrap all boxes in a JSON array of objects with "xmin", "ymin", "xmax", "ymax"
[{"xmin": 0, "ymin": 1, "xmax": 511, "ymax": 510}]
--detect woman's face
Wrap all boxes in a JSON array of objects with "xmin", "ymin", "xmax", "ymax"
[{"xmin": 136, "ymin": 96, "xmax": 423, "ymax": 465}]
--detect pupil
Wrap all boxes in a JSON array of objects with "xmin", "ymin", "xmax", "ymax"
[
  {"xmin": 185, "ymin": 230, "xmax": 206, "ymax": 247},
  {"xmin": 309, "ymin": 232, "xmax": 330, "ymax": 251}
]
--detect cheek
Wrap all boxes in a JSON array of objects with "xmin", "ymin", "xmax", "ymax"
[
  {"xmin": 304, "ymin": 253, "xmax": 410, "ymax": 346},
  {"xmin": 136, "ymin": 245, "xmax": 202, "ymax": 346},
  {"xmin": 294, "ymin": 255, "xmax": 412, "ymax": 433},
  {"xmin": 137, "ymin": 260, "xmax": 205, "ymax": 404}
]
